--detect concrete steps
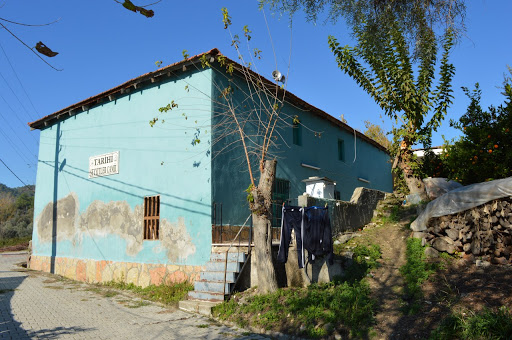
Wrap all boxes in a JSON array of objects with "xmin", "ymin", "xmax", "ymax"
[{"xmin": 179, "ymin": 250, "xmax": 248, "ymax": 315}]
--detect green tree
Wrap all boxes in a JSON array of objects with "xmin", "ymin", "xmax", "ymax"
[
  {"xmin": 328, "ymin": 17, "xmax": 455, "ymax": 198},
  {"xmin": 363, "ymin": 120, "xmax": 391, "ymax": 149},
  {"xmin": 442, "ymin": 78, "xmax": 512, "ymax": 184},
  {"xmin": 15, "ymin": 193, "xmax": 34, "ymax": 212},
  {"xmin": 262, "ymin": 0, "xmax": 466, "ymax": 58}
]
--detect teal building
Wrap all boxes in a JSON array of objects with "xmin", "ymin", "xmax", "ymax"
[{"xmin": 28, "ymin": 49, "xmax": 391, "ymax": 286}]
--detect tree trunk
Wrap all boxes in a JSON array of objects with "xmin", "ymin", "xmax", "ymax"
[
  {"xmin": 250, "ymin": 159, "xmax": 278, "ymax": 293},
  {"xmin": 399, "ymin": 148, "xmax": 428, "ymax": 200}
]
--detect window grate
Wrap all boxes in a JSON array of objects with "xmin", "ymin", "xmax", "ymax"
[{"xmin": 144, "ymin": 195, "xmax": 160, "ymax": 240}]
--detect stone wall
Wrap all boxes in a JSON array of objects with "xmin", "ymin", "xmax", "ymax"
[
  {"xmin": 301, "ymin": 187, "xmax": 386, "ymax": 236},
  {"xmin": 29, "ymin": 255, "xmax": 203, "ymax": 287}
]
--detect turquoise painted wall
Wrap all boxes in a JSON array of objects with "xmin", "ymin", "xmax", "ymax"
[
  {"xmin": 32, "ymin": 68, "xmax": 213, "ymax": 266},
  {"xmin": 211, "ymin": 67, "xmax": 392, "ymax": 226}
]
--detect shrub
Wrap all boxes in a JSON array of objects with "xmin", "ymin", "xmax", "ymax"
[{"xmin": 442, "ymin": 80, "xmax": 512, "ymax": 185}]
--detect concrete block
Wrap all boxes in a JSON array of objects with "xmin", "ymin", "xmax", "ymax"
[{"xmin": 178, "ymin": 300, "xmax": 222, "ymax": 316}]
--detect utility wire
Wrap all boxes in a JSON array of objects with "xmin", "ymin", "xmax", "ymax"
[
  {"xmin": 0, "ymin": 111, "xmax": 38, "ymax": 160},
  {"xmin": 0, "ymin": 92, "xmax": 39, "ymax": 144},
  {"xmin": 0, "ymin": 128, "xmax": 35, "ymax": 166},
  {"xmin": 0, "ymin": 41, "xmax": 40, "ymax": 119},
  {"xmin": 0, "ymin": 157, "xmax": 28, "ymax": 186},
  {"xmin": 0, "ymin": 70, "xmax": 36, "ymax": 123}
]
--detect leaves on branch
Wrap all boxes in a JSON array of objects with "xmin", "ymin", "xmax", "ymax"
[
  {"xmin": 35, "ymin": 41, "xmax": 58, "ymax": 57},
  {"xmin": 221, "ymin": 7, "xmax": 232, "ymax": 29}
]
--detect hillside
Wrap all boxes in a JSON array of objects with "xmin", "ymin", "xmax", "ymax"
[{"xmin": 0, "ymin": 183, "xmax": 35, "ymax": 240}]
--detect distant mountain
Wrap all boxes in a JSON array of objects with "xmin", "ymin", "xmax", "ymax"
[{"xmin": 0, "ymin": 183, "xmax": 35, "ymax": 199}]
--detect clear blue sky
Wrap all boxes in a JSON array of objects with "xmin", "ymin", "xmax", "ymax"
[{"xmin": 0, "ymin": 0, "xmax": 510, "ymax": 188}]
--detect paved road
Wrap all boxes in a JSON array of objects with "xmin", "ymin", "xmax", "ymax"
[{"xmin": 0, "ymin": 252, "xmax": 266, "ymax": 339}]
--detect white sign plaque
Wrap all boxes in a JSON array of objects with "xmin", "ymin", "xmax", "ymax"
[{"xmin": 89, "ymin": 151, "xmax": 119, "ymax": 178}]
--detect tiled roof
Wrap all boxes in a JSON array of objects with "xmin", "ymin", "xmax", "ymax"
[{"xmin": 28, "ymin": 48, "xmax": 388, "ymax": 152}]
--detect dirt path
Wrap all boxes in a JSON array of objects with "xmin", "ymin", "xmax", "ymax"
[{"xmin": 364, "ymin": 222, "xmax": 409, "ymax": 339}]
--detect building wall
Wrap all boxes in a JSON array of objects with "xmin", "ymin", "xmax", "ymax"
[
  {"xmin": 31, "ymin": 68, "xmax": 213, "ymax": 284},
  {"xmin": 211, "ymin": 67, "xmax": 393, "ymax": 226}
]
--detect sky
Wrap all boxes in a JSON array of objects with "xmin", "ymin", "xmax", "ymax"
[{"xmin": 0, "ymin": 0, "xmax": 510, "ymax": 188}]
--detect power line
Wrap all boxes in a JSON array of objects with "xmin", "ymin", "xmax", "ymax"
[
  {"xmin": 0, "ymin": 111, "xmax": 38, "ymax": 160},
  {"xmin": 0, "ymin": 41, "xmax": 40, "ymax": 119},
  {"xmin": 0, "ymin": 70, "xmax": 35, "ymax": 123},
  {"xmin": 0, "ymin": 92, "xmax": 39, "ymax": 144},
  {"xmin": 0, "ymin": 127, "xmax": 35, "ymax": 167},
  {"xmin": 0, "ymin": 157, "xmax": 28, "ymax": 186}
]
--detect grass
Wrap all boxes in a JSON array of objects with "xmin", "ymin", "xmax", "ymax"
[
  {"xmin": 0, "ymin": 236, "xmax": 31, "ymax": 250},
  {"xmin": 399, "ymin": 238, "xmax": 440, "ymax": 315},
  {"xmin": 127, "ymin": 300, "xmax": 151, "ymax": 308},
  {"xmin": 381, "ymin": 205, "xmax": 401, "ymax": 223},
  {"xmin": 104, "ymin": 280, "xmax": 193, "ymax": 306},
  {"xmin": 430, "ymin": 306, "xmax": 512, "ymax": 340},
  {"xmin": 213, "ymin": 244, "xmax": 381, "ymax": 338}
]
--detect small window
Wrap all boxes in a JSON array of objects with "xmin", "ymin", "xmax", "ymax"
[
  {"xmin": 293, "ymin": 123, "xmax": 302, "ymax": 146},
  {"xmin": 338, "ymin": 139, "xmax": 345, "ymax": 161},
  {"xmin": 144, "ymin": 195, "xmax": 160, "ymax": 240}
]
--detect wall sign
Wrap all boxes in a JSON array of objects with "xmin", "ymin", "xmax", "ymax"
[{"xmin": 89, "ymin": 151, "xmax": 119, "ymax": 178}]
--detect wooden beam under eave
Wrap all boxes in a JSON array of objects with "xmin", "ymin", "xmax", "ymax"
[
  {"xmin": 68, "ymin": 110, "xmax": 73, "ymax": 116},
  {"xmin": 133, "ymin": 82, "xmax": 139, "ymax": 89},
  {"xmin": 108, "ymin": 94, "xmax": 115, "ymax": 101},
  {"xmin": 120, "ymin": 88, "xmax": 125, "ymax": 94},
  {"xmin": 44, "ymin": 121, "xmax": 48, "ymax": 127},
  {"xmin": 82, "ymin": 105, "xmax": 89, "ymax": 112},
  {"xmin": 150, "ymin": 77, "xmax": 156, "ymax": 83}
]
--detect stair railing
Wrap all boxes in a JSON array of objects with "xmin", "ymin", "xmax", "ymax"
[{"xmin": 223, "ymin": 214, "xmax": 252, "ymax": 297}]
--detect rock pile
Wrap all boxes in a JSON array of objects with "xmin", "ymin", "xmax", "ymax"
[{"xmin": 419, "ymin": 197, "xmax": 512, "ymax": 264}]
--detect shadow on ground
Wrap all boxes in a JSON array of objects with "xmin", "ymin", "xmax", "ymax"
[
  {"xmin": 0, "ymin": 256, "xmax": 95, "ymax": 338},
  {"xmin": 387, "ymin": 258, "xmax": 512, "ymax": 339}
]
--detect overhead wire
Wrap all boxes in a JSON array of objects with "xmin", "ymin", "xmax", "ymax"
[
  {"xmin": 0, "ymin": 41, "xmax": 40, "ymax": 119},
  {"xmin": 0, "ymin": 110, "xmax": 38, "ymax": 160},
  {"xmin": 0, "ymin": 93, "xmax": 39, "ymax": 145},
  {"xmin": 0, "ymin": 69, "xmax": 38, "ymax": 123},
  {"xmin": 0, "ymin": 157, "xmax": 28, "ymax": 186},
  {"xmin": 0, "ymin": 128, "xmax": 36, "ymax": 167}
]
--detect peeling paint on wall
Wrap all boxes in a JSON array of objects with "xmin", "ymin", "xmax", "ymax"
[
  {"xmin": 36, "ymin": 193, "xmax": 79, "ymax": 243},
  {"xmin": 79, "ymin": 200, "xmax": 144, "ymax": 256},
  {"xmin": 159, "ymin": 217, "xmax": 196, "ymax": 262},
  {"xmin": 36, "ymin": 193, "xmax": 197, "ymax": 261}
]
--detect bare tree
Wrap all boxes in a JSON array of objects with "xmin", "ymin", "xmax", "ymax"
[{"xmin": 154, "ymin": 8, "xmax": 319, "ymax": 293}]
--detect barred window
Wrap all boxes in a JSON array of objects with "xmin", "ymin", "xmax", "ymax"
[{"xmin": 144, "ymin": 195, "xmax": 160, "ymax": 240}]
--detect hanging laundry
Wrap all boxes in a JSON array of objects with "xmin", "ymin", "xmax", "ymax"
[
  {"xmin": 277, "ymin": 206, "xmax": 305, "ymax": 268},
  {"xmin": 303, "ymin": 206, "xmax": 333, "ymax": 265}
]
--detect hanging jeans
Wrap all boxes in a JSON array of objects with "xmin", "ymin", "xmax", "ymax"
[
  {"xmin": 303, "ymin": 206, "xmax": 333, "ymax": 265},
  {"xmin": 277, "ymin": 206, "xmax": 305, "ymax": 268}
]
